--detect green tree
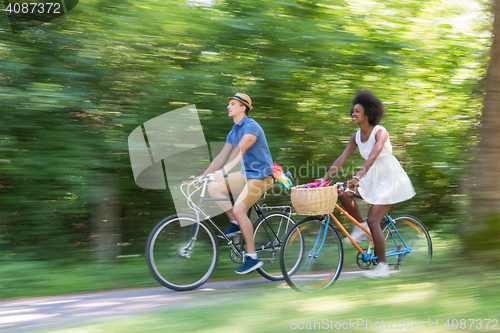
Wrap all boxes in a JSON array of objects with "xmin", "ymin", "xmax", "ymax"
[
  {"xmin": 465, "ymin": 0, "xmax": 500, "ymax": 257},
  {"xmin": 0, "ymin": 0, "xmax": 492, "ymax": 261}
]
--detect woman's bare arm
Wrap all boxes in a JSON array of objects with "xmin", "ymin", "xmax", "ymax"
[{"xmin": 317, "ymin": 133, "xmax": 358, "ymax": 182}]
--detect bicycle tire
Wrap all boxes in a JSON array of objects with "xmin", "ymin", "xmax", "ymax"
[
  {"xmin": 146, "ymin": 214, "xmax": 219, "ymax": 291},
  {"xmin": 280, "ymin": 216, "xmax": 344, "ymax": 292},
  {"xmin": 253, "ymin": 211, "xmax": 299, "ymax": 281},
  {"xmin": 382, "ymin": 214, "xmax": 432, "ymax": 271}
]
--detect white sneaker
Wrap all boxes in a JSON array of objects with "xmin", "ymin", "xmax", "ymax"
[
  {"xmin": 344, "ymin": 222, "xmax": 370, "ymax": 244},
  {"xmin": 363, "ymin": 262, "xmax": 390, "ymax": 279}
]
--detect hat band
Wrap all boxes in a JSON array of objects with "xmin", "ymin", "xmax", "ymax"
[{"xmin": 231, "ymin": 95, "xmax": 250, "ymax": 106}]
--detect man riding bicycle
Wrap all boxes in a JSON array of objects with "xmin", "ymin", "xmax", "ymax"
[{"xmin": 199, "ymin": 93, "xmax": 274, "ymax": 274}]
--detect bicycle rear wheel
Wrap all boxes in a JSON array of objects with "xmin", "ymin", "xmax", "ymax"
[
  {"xmin": 253, "ymin": 211, "xmax": 298, "ymax": 281},
  {"xmin": 280, "ymin": 216, "xmax": 343, "ymax": 292},
  {"xmin": 146, "ymin": 214, "xmax": 219, "ymax": 291},
  {"xmin": 383, "ymin": 215, "xmax": 432, "ymax": 271}
]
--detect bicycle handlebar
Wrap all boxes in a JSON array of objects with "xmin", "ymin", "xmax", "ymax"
[
  {"xmin": 317, "ymin": 182, "xmax": 358, "ymax": 194},
  {"xmin": 180, "ymin": 174, "xmax": 216, "ymax": 214},
  {"xmin": 188, "ymin": 174, "xmax": 215, "ymax": 181},
  {"xmin": 181, "ymin": 177, "xmax": 356, "ymax": 214},
  {"xmin": 336, "ymin": 182, "xmax": 360, "ymax": 195}
]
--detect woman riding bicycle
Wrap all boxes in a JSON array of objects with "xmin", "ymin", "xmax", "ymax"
[{"xmin": 316, "ymin": 90, "xmax": 415, "ymax": 278}]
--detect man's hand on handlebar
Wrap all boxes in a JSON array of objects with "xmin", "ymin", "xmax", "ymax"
[
  {"xmin": 189, "ymin": 173, "xmax": 216, "ymax": 186},
  {"xmin": 189, "ymin": 175, "xmax": 204, "ymax": 188},
  {"xmin": 214, "ymin": 170, "xmax": 225, "ymax": 182}
]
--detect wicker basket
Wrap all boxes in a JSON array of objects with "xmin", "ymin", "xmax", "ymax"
[{"xmin": 291, "ymin": 184, "xmax": 338, "ymax": 215}]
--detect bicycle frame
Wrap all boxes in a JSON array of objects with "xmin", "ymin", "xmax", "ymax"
[
  {"xmin": 179, "ymin": 175, "xmax": 293, "ymax": 259},
  {"xmin": 382, "ymin": 216, "xmax": 414, "ymax": 260},
  {"xmin": 312, "ymin": 203, "xmax": 413, "ymax": 264}
]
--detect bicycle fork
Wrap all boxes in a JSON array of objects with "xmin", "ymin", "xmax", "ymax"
[
  {"xmin": 383, "ymin": 215, "xmax": 412, "ymax": 268},
  {"xmin": 309, "ymin": 216, "xmax": 331, "ymax": 258},
  {"xmin": 178, "ymin": 222, "xmax": 202, "ymax": 258}
]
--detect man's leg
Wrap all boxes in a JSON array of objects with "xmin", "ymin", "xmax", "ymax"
[
  {"xmin": 207, "ymin": 172, "xmax": 245, "ymax": 223},
  {"xmin": 233, "ymin": 176, "xmax": 274, "ymax": 274},
  {"xmin": 233, "ymin": 201, "xmax": 255, "ymax": 253}
]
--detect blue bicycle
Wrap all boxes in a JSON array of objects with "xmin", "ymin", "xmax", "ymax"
[{"xmin": 280, "ymin": 182, "xmax": 432, "ymax": 292}]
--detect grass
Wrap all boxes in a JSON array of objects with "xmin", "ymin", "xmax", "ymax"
[
  {"xmin": 3, "ymin": 235, "xmax": 500, "ymax": 332},
  {"xmin": 0, "ymin": 236, "xmax": 280, "ymax": 300},
  {"xmin": 0, "ymin": 226, "xmax": 448, "ymax": 301},
  {"xmin": 39, "ymin": 260, "xmax": 500, "ymax": 333},
  {"xmin": 0, "ymin": 256, "xmax": 154, "ymax": 300}
]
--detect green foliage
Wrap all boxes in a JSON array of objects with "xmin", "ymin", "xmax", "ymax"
[{"xmin": 0, "ymin": 0, "xmax": 492, "ymax": 263}]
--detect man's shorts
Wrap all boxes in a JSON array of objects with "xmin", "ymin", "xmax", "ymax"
[{"xmin": 224, "ymin": 172, "xmax": 274, "ymax": 208}]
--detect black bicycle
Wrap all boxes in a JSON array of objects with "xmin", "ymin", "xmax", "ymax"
[{"xmin": 145, "ymin": 174, "xmax": 302, "ymax": 291}]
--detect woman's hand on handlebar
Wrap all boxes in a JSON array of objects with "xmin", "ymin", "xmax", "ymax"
[
  {"xmin": 345, "ymin": 178, "xmax": 360, "ymax": 196},
  {"xmin": 347, "ymin": 177, "xmax": 359, "ymax": 189}
]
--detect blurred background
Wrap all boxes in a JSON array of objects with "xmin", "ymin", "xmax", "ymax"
[{"xmin": 0, "ymin": 0, "xmax": 498, "ymax": 325}]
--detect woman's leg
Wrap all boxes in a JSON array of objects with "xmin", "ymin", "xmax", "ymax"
[
  {"xmin": 366, "ymin": 204, "xmax": 392, "ymax": 263},
  {"xmin": 338, "ymin": 191, "xmax": 364, "ymax": 223}
]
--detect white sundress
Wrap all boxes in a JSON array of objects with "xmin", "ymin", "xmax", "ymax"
[{"xmin": 356, "ymin": 125, "xmax": 416, "ymax": 205}]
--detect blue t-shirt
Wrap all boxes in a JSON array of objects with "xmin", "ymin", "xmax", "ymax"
[{"xmin": 226, "ymin": 116, "xmax": 273, "ymax": 179}]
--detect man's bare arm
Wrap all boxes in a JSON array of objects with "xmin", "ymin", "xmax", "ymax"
[{"xmin": 201, "ymin": 143, "xmax": 234, "ymax": 176}]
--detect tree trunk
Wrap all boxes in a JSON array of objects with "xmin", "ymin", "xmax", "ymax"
[
  {"xmin": 92, "ymin": 174, "xmax": 120, "ymax": 263},
  {"xmin": 465, "ymin": 0, "xmax": 500, "ymax": 257}
]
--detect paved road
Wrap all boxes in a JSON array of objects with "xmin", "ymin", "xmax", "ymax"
[{"xmin": 0, "ymin": 271, "xmax": 363, "ymax": 332}]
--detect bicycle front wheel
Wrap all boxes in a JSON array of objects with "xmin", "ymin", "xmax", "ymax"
[
  {"xmin": 383, "ymin": 215, "xmax": 432, "ymax": 271},
  {"xmin": 146, "ymin": 214, "xmax": 219, "ymax": 291},
  {"xmin": 253, "ymin": 211, "xmax": 298, "ymax": 281},
  {"xmin": 280, "ymin": 216, "xmax": 343, "ymax": 292}
]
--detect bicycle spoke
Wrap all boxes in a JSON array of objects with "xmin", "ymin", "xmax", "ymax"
[
  {"xmin": 383, "ymin": 215, "xmax": 432, "ymax": 271},
  {"xmin": 146, "ymin": 215, "xmax": 218, "ymax": 291},
  {"xmin": 281, "ymin": 217, "xmax": 343, "ymax": 292},
  {"xmin": 253, "ymin": 211, "xmax": 297, "ymax": 281}
]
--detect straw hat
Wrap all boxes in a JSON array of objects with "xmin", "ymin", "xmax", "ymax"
[{"xmin": 227, "ymin": 93, "xmax": 253, "ymax": 110}]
